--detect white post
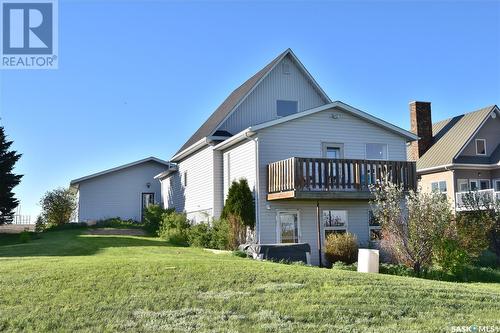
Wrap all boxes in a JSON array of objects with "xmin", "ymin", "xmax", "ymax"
[{"xmin": 357, "ymin": 249, "xmax": 379, "ymax": 273}]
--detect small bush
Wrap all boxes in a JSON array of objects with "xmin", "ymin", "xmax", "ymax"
[
  {"xmin": 433, "ymin": 238, "xmax": 470, "ymax": 275},
  {"xmin": 478, "ymin": 250, "xmax": 499, "ymax": 268},
  {"xmin": 187, "ymin": 223, "xmax": 213, "ymax": 248},
  {"xmin": 379, "ymin": 263, "xmax": 415, "ymax": 277},
  {"xmin": 324, "ymin": 232, "xmax": 358, "ymax": 265},
  {"xmin": 95, "ymin": 217, "xmax": 141, "ymax": 229},
  {"xmin": 232, "ymin": 250, "xmax": 247, "ymax": 258},
  {"xmin": 210, "ymin": 218, "xmax": 230, "ymax": 250},
  {"xmin": 34, "ymin": 215, "xmax": 46, "ymax": 233},
  {"xmin": 331, "ymin": 261, "xmax": 357, "ymax": 271},
  {"xmin": 143, "ymin": 205, "xmax": 174, "ymax": 235},
  {"xmin": 158, "ymin": 212, "xmax": 190, "ymax": 246},
  {"xmin": 45, "ymin": 222, "xmax": 87, "ymax": 232},
  {"xmin": 456, "ymin": 212, "xmax": 492, "ymax": 261},
  {"xmin": 19, "ymin": 230, "xmax": 31, "ymax": 243}
]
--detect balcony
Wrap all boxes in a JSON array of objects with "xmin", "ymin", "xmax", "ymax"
[
  {"xmin": 456, "ymin": 189, "xmax": 500, "ymax": 211},
  {"xmin": 267, "ymin": 157, "xmax": 417, "ymax": 201}
]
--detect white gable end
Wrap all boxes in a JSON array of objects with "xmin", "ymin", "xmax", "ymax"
[{"xmin": 217, "ymin": 54, "xmax": 328, "ymax": 136}]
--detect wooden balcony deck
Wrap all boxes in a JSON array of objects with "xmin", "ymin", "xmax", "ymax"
[{"xmin": 267, "ymin": 157, "xmax": 417, "ymax": 201}]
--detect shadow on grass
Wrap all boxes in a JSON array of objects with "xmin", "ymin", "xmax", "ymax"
[{"xmin": 0, "ymin": 229, "xmax": 172, "ymax": 258}]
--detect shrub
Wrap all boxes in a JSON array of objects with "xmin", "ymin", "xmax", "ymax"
[
  {"xmin": 456, "ymin": 212, "xmax": 493, "ymax": 262},
  {"xmin": 210, "ymin": 218, "xmax": 230, "ymax": 250},
  {"xmin": 95, "ymin": 217, "xmax": 141, "ymax": 229},
  {"xmin": 19, "ymin": 230, "xmax": 31, "ymax": 243},
  {"xmin": 432, "ymin": 238, "xmax": 470, "ymax": 275},
  {"xmin": 39, "ymin": 188, "xmax": 77, "ymax": 226},
  {"xmin": 330, "ymin": 261, "xmax": 357, "ymax": 271},
  {"xmin": 324, "ymin": 232, "xmax": 358, "ymax": 265},
  {"xmin": 45, "ymin": 222, "xmax": 87, "ymax": 232},
  {"xmin": 221, "ymin": 179, "xmax": 255, "ymax": 229},
  {"xmin": 34, "ymin": 215, "xmax": 46, "ymax": 233},
  {"xmin": 370, "ymin": 182, "xmax": 453, "ymax": 275},
  {"xmin": 143, "ymin": 205, "xmax": 174, "ymax": 235},
  {"xmin": 187, "ymin": 223, "xmax": 213, "ymax": 248},
  {"xmin": 478, "ymin": 250, "xmax": 499, "ymax": 268},
  {"xmin": 232, "ymin": 250, "xmax": 247, "ymax": 258},
  {"xmin": 158, "ymin": 212, "xmax": 190, "ymax": 246}
]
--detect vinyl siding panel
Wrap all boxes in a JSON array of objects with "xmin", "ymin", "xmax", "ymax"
[
  {"xmin": 256, "ymin": 107, "xmax": 409, "ymax": 265},
  {"xmin": 223, "ymin": 140, "xmax": 257, "ymax": 201},
  {"xmin": 161, "ymin": 146, "xmax": 214, "ymax": 223},
  {"xmin": 77, "ymin": 161, "xmax": 166, "ymax": 222},
  {"xmin": 218, "ymin": 54, "xmax": 326, "ymax": 136}
]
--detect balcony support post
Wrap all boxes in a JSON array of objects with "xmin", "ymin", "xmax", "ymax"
[{"xmin": 316, "ymin": 200, "xmax": 323, "ymax": 268}]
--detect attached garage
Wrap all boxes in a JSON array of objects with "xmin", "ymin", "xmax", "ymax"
[{"xmin": 70, "ymin": 157, "xmax": 170, "ymax": 222}]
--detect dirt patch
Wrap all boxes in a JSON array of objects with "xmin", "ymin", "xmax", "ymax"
[
  {"xmin": 0, "ymin": 224, "xmax": 35, "ymax": 234},
  {"xmin": 85, "ymin": 228, "xmax": 147, "ymax": 236}
]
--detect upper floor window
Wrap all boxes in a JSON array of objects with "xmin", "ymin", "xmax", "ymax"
[
  {"xmin": 476, "ymin": 139, "xmax": 486, "ymax": 155},
  {"xmin": 277, "ymin": 100, "xmax": 298, "ymax": 117},
  {"xmin": 431, "ymin": 180, "xmax": 447, "ymax": 193},
  {"xmin": 365, "ymin": 143, "xmax": 388, "ymax": 160}
]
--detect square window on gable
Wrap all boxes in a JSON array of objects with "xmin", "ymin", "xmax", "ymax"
[{"xmin": 277, "ymin": 100, "xmax": 298, "ymax": 117}]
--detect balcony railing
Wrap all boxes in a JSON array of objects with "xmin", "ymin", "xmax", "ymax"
[
  {"xmin": 456, "ymin": 189, "xmax": 500, "ymax": 211},
  {"xmin": 267, "ymin": 157, "xmax": 417, "ymax": 200}
]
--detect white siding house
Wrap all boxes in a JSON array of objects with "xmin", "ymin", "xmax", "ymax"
[
  {"xmin": 70, "ymin": 157, "xmax": 169, "ymax": 222},
  {"xmin": 156, "ymin": 49, "xmax": 418, "ymax": 265}
]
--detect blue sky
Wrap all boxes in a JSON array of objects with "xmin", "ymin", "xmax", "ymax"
[{"xmin": 1, "ymin": 0, "xmax": 499, "ymax": 217}]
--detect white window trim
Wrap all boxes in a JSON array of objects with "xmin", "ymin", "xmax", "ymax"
[
  {"xmin": 276, "ymin": 210, "xmax": 301, "ymax": 244},
  {"xmin": 321, "ymin": 142, "xmax": 344, "ymax": 158},
  {"xmin": 322, "ymin": 209, "xmax": 348, "ymax": 241},
  {"xmin": 475, "ymin": 139, "xmax": 487, "ymax": 156},
  {"xmin": 365, "ymin": 143, "xmax": 389, "ymax": 160}
]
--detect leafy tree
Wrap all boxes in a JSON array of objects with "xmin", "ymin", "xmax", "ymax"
[
  {"xmin": 0, "ymin": 125, "xmax": 22, "ymax": 224},
  {"xmin": 39, "ymin": 188, "xmax": 77, "ymax": 226},
  {"xmin": 370, "ymin": 182, "xmax": 453, "ymax": 275}
]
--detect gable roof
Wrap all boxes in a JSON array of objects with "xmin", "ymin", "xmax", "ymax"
[
  {"xmin": 70, "ymin": 156, "xmax": 170, "ymax": 186},
  {"xmin": 214, "ymin": 101, "xmax": 418, "ymax": 151},
  {"xmin": 174, "ymin": 48, "xmax": 331, "ymax": 157},
  {"xmin": 417, "ymin": 105, "xmax": 498, "ymax": 171}
]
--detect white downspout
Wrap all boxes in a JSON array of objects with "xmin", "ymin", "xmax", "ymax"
[{"xmin": 245, "ymin": 132, "xmax": 260, "ymax": 244}]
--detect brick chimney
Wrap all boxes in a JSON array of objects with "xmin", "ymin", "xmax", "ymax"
[{"xmin": 409, "ymin": 101, "xmax": 433, "ymax": 160}]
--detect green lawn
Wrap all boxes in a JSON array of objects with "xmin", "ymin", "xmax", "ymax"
[{"xmin": 1, "ymin": 230, "xmax": 499, "ymax": 332}]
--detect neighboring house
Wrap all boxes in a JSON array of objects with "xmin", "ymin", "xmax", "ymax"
[
  {"xmin": 409, "ymin": 101, "xmax": 500, "ymax": 210},
  {"xmin": 158, "ymin": 49, "xmax": 418, "ymax": 265},
  {"xmin": 70, "ymin": 157, "xmax": 170, "ymax": 222}
]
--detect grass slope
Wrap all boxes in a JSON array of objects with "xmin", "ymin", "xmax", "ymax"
[{"xmin": 0, "ymin": 230, "xmax": 499, "ymax": 332}]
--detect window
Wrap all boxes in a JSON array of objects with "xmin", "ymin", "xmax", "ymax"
[
  {"xmin": 277, "ymin": 100, "xmax": 298, "ymax": 117},
  {"xmin": 476, "ymin": 139, "xmax": 486, "ymax": 155},
  {"xmin": 368, "ymin": 210, "xmax": 382, "ymax": 242},
  {"xmin": 495, "ymin": 180, "xmax": 500, "ymax": 192},
  {"xmin": 366, "ymin": 143, "xmax": 388, "ymax": 160},
  {"xmin": 322, "ymin": 143, "xmax": 343, "ymax": 159},
  {"xmin": 183, "ymin": 171, "xmax": 188, "ymax": 186},
  {"xmin": 323, "ymin": 210, "xmax": 348, "ymax": 239},
  {"xmin": 430, "ymin": 181, "xmax": 447, "ymax": 193},
  {"xmin": 277, "ymin": 211, "xmax": 300, "ymax": 243},
  {"xmin": 480, "ymin": 180, "xmax": 490, "ymax": 190},
  {"xmin": 457, "ymin": 179, "xmax": 469, "ymax": 192},
  {"xmin": 470, "ymin": 180, "xmax": 478, "ymax": 191}
]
